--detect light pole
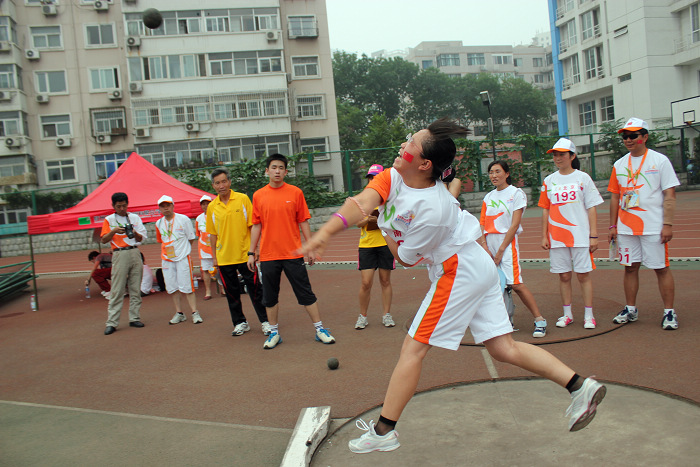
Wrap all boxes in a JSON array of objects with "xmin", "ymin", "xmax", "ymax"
[{"xmin": 480, "ymin": 91, "xmax": 497, "ymax": 161}]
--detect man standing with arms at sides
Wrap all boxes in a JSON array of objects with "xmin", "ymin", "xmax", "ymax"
[
  {"xmin": 101, "ymin": 192, "xmax": 147, "ymax": 335},
  {"xmin": 247, "ymin": 154, "xmax": 335, "ymax": 349},
  {"xmin": 206, "ymin": 168, "xmax": 270, "ymax": 337},
  {"xmin": 608, "ymin": 118, "xmax": 680, "ymax": 330},
  {"xmin": 155, "ymin": 195, "xmax": 201, "ymax": 325},
  {"xmin": 195, "ymin": 195, "xmax": 216, "ymax": 300}
]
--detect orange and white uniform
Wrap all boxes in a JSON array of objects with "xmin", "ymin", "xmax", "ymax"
[
  {"xmin": 480, "ymin": 185, "xmax": 527, "ymax": 285},
  {"xmin": 195, "ymin": 212, "xmax": 214, "ymax": 271},
  {"xmin": 367, "ymin": 168, "xmax": 513, "ymax": 350},
  {"xmin": 156, "ymin": 213, "xmax": 196, "ymax": 294},
  {"xmin": 101, "ymin": 213, "xmax": 147, "ymax": 250}
]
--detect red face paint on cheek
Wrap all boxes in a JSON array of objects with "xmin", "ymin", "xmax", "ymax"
[
  {"xmin": 637, "ymin": 140, "xmax": 643, "ymax": 144},
  {"xmin": 402, "ymin": 151, "xmax": 414, "ymax": 163}
]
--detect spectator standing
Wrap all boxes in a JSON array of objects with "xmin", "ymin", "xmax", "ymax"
[{"xmin": 195, "ymin": 195, "xmax": 215, "ymax": 300}]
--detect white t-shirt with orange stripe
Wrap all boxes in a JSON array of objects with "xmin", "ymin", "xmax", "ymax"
[
  {"xmin": 480, "ymin": 185, "xmax": 527, "ymax": 235},
  {"xmin": 155, "ymin": 213, "xmax": 196, "ymax": 262},
  {"xmin": 366, "ymin": 168, "xmax": 481, "ymax": 269},
  {"xmin": 538, "ymin": 169, "xmax": 603, "ymax": 248},
  {"xmin": 607, "ymin": 149, "xmax": 680, "ymax": 236},
  {"xmin": 195, "ymin": 213, "xmax": 213, "ymax": 259},
  {"xmin": 101, "ymin": 212, "xmax": 147, "ymax": 250}
]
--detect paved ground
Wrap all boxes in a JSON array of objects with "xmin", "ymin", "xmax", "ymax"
[{"xmin": 1, "ymin": 191, "xmax": 699, "ymax": 466}]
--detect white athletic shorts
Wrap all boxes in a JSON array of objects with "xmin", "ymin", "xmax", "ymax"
[
  {"xmin": 161, "ymin": 255, "xmax": 194, "ymax": 294},
  {"xmin": 200, "ymin": 258, "xmax": 214, "ymax": 272},
  {"xmin": 617, "ymin": 234, "xmax": 669, "ymax": 269},
  {"xmin": 408, "ymin": 242, "xmax": 513, "ymax": 350},
  {"xmin": 549, "ymin": 247, "xmax": 595, "ymax": 274},
  {"xmin": 485, "ymin": 233, "xmax": 524, "ymax": 285}
]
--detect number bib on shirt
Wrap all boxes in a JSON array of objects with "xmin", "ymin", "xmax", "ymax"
[{"xmin": 551, "ymin": 183, "xmax": 579, "ymax": 204}]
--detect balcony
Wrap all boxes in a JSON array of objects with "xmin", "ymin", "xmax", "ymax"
[
  {"xmin": 287, "ymin": 20, "xmax": 319, "ymax": 39},
  {"xmin": 675, "ymin": 32, "xmax": 700, "ymax": 54}
]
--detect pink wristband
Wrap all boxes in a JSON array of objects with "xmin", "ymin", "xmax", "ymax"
[{"xmin": 332, "ymin": 212, "xmax": 348, "ymax": 229}]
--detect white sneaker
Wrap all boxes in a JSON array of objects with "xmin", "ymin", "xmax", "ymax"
[
  {"xmin": 348, "ymin": 419, "xmax": 400, "ymax": 454},
  {"xmin": 584, "ymin": 318, "xmax": 596, "ymax": 329},
  {"xmin": 566, "ymin": 377, "xmax": 606, "ymax": 431},
  {"xmin": 532, "ymin": 319, "xmax": 547, "ymax": 338},
  {"xmin": 315, "ymin": 328, "xmax": 336, "ymax": 344},
  {"xmin": 556, "ymin": 316, "xmax": 573, "ymax": 328},
  {"xmin": 263, "ymin": 332, "xmax": 282, "ymax": 349},
  {"xmin": 192, "ymin": 311, "xmax": 203, "ymax": 324},
  {"xmin": 103, "ymin": 291, "xmax": 111, "ymax": 300},
  {"xmin": 662, "ymin": 310, "xmax": 678, "ymax": 330},
  {"xmin": 382, "ymin": 313, "xmax": 396, "ymax": 327},
  {"xmin": 261, "ymin": 321, "xmax": 272, "ymax": 335},
  {"xmin": 355, "ymin": 314, "xmax": 368, "ymax": 329},
  {"xmin": 169, "ymin": 312, "xmax": 186, "ymax": 325},
  {"xmin": 100, "ymin": 290, "xmax": 108, "ymax": 297},
  {"xmin": 232, "ymin": 322, "xmax": 250, "ymax": 336}
]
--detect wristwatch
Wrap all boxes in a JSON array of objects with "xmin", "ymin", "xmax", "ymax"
[{"xmin": 247, "ymin": 251, "xmax": 255, "ymax": 256}]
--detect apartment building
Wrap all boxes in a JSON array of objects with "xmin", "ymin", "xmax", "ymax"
[
  {"xmin": 549, "ymin": 0, "xmax": 700, "ymax": 146},
  {"xmin": 0, "ymin": 0, "xmax": 341, "ymax": 226}
]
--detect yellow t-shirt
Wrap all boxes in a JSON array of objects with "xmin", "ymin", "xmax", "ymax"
[
  {"xmin": 205, "ymin": 190, "xmax": 252, "ymax": 265},
  {"xmin": 358, "ymin": 208, "xmax": 387, "ymax": 248}
]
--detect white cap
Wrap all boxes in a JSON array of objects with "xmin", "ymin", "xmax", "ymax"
[
  {"xmin": 157, "ymin": 195, "xmax": 173, "ymax": 205},
  {"xmin": 547, "ymin": 137, "xmax": 576, "ymax": 154},
  {"xmin": 618, "ymin": 117, "xmax": 649, "ymax": 133},
  {"xmin": 199, "ymin": 195, "xmax": 212, "ymax": 203}
]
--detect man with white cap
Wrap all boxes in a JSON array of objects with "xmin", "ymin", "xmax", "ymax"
[
  {"xmin": 195, "ymin": 194, "xmax": 217, "ymax": 300},
  {"xmin": 155, "ymin": 195, "xmax": 201, "ymax": 325},
  {"xmin": 608, "ymin": 118, "xmax": 680, "ymax": 330}
]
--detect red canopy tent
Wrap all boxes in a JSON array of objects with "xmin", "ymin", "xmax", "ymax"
[{"xmin": 28, "ymin": 152, "xmax": 213, "ymax": 235}]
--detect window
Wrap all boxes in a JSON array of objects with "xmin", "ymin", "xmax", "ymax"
[
  {"xmin": 292, "ymin": 56, "xmax": 319, "ymax": 78},
  {"xmin": 421, "ymin": 60, "xmax": 434, "ymax": 69},
  {"xmin": 0, "ymin": 111, "xmax": 22, "ymax": 136},
  {"xmin": 205, "ymin": 10, "xmax": 230, "ymax": 32},
  {"xmin": 600, "ymin": 96, "xmax": 614, "ymax": 122},
  {"xmin": 89, "ymin": 67, "xmax": 119, "ymax": 90},
  {"xmin": 581, "ymin": 9, "xmax": 599, "ymax": 41},
  {"xmin": 46, "ymin": 159, "xmax": 77, "ymax": 183},
  {"xmin": 129, "ymin": 55, "xmax": 202, "ymax": 82},
  {"xmin": 570, "ymin": 54, "xmax": 580, "ymax": 83},
  {"xmin": 534, "ymin": 74, "xmax": 544, "ymax": 83},
  {"xmin": 438, "ymin": 54, "xmax": 460, "ymax": 67},
  {"xmin": 0, "ymin": 156, "xmax": 26, "ymax": 178},
  {"xmin": 533, "ymin": 57, "xmax": 544, "ymax": 67},
  {"xmin": 693, "ymin": 4, "xmax": 700, "ymax": 43},
  {"xmin": 40, "ymin": 114, "xmax": 71, "ymax": 138},
  {"xmin": 619, "ymin": 73, "xmax": 631, "ymax": 83},
  {"xmin": 578, "ymin": 100, "xmax": 597, "ymax": 129},
  {"xmin": 30, "ymin": 26, "xmax": 62, "ymax": 49},
  {"xmin": 296, "ymin": 95, "xmax": 324, "ymax": 119},
  {"xmin": 493, "ymin": 55, "xmax": 511, "ymax": 65},
  {"xmin": 214, "ymin": 136, "xmax": 289, "ymax": 163},
  {"xmin": 137, "ymin": 141, "xmax": 216, "ymax": 169},
  {"xmin": 583, "ymin": 47, "xmax": 602, "ymax": 79},
  {"xmin": 288, "ymin": 15, "xmax": 317, "ymax": 37},
  {"xmin": 0, "ymin": 205, "xmax": 29, "ymax": 225},
  {"xmin": 514, "ymin": 58, "xmax": 523, "ymax": 67},
  {"xmin": 467, "ymin": 53, "xmax": 485, "ymax": 66},
  {"xmin": 95, "ymin": 152, "xmax": 129, "ymax": 180},
  {"xmin": 0, "ymin": 64, "xmax": 16, "ymax": 89},
  {"xmin": 0, "ymin": 16, "xmax": 18, "ymax": 44},
  {"xmin": 91, "ymin": 108, "xmax": 126, "ymax": 135},
  {"xmin": 210, "ymin": 53, "xmax": 234, "ymax": 75},
  {"xmin": 300, "ymin": 137, "xmax": 328, "ymax": 161},
  {"xmin": 560, "ymin": 19, "xmax": 577, "ymax": 48},
  {"xmin": 35, "ymin": 71, "xmax": 67, "ymax": 94},
  {"xmin": 259, "ymin": 54, "xmax": 282, "ymax": 73},
  {"xmin": 85, "ymin": 24, "xmax": 116, "ymax": 47}
]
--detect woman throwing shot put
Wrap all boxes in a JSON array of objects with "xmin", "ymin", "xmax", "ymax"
[{"xmin": 299, "ymin": 119, "xmax": 606, "ymax": 455}]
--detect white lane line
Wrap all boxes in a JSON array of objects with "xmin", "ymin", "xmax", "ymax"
[
  {"xmin": 480, "ymin": 349, "xmax": 499, "ymax": 379},
  {"xmin": 0, "ymin": 400, "xmax": 291, "ymax": 433}
]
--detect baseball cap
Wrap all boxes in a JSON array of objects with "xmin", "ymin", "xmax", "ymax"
[
  {"xmin": 157, "ymin": 195, "xmax": 173, "ymax": 205},
  {"xmin": 617, "ymin": 117, "xmax": 649, "ymax": 134},
  {"xmin": 199, "ymin": 195, "xmax": 212, "ymax": 203},
  {"xmin": 366, "ymin": 164, "xmax": 384, "ymax": 178},
  {"xmin": 547, "ymin": 138, "xmax": 577, "ymax": 154}
]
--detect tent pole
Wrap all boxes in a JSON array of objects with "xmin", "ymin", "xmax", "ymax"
[{"xmin": 29, "ymin": 233, "xmax": 38, "ymax": 310}]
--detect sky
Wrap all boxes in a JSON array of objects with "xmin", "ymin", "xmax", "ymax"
[{"xmin": 326, "ymin": 0, "xmax": 551, "ymax": 56}]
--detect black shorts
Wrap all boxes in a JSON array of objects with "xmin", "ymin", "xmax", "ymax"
[
  {"xmin": 358, "ymin": 246, "xmax": 395, "ymax": 271},
  {"xmin": 260, "ymin": 258, "xmax": 317, "ymax": 307}
]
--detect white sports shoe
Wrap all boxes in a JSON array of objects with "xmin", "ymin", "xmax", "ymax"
[
  {"xmin": 261, "ymin": 321, "xmax": 272, "ymax": 335},
  {"xmin": 192, "ymin": 311, "xmax": 203, "ymax": 324},
  {"xmin": 232, "ymin": 322, "xmax": 250, "ymax": 336},
  {"xmin": 263, "ymin": 332, "xmax": 282, "ymax": 349},
  {"xmin": 315, "ymin": 328, "xmax": 336, "ymax": 344},
  {"xmin": 382, "ymin": 313, "xmax": 396, "ymax": 327},
  {"xmin": 355, "ymin": 314, "xmax": 368, "ymax": 329},
  {"xmin": 169, "ymin": 312, "xmax": 186, "ymax": 325},
  {"xmin": 566, "ymin": 377, "xmax": 606, "ymax": 431},
  {"xmin": 348, "ymin": 419, "xmax": 400, "ymax": 454}
]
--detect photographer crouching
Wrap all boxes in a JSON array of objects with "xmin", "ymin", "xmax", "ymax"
[{"xmin": 100, "ymin": 192, "xmax": 148, "ymax": 335}]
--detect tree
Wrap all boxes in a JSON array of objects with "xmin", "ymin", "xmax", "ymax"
[
  {"xmin": 495, "ymin": 77, "xmax": 553, "ymax": 134},
  {"xmin": 336, "ymin": 99, "xmax": 369, "ymax": 150},
  {"xmin": 360, "ymin": 114, "xmax": 409, "ymax": 169},
  {"xmin": 405, "ymin": 69, "xmax": 463, "ymax": 128}
]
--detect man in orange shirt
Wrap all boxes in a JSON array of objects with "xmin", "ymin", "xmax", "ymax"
[{"xmin": 247, "ymin": 154, "xmax": 335, "ymax": 349}]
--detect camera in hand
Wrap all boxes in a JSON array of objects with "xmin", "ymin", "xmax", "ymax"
[{"xmin": 124, "ymin": 218, "xmax": 135, "ymax": 239}]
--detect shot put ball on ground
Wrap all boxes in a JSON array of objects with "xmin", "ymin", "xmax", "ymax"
[{"xmin": 327, "ymin": 357, "xmax": 339, "ymax": 370}]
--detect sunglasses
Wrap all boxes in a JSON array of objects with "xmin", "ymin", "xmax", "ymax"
[
  {"xmin": 404, "ymin": 133, "xmax": 423, "ymax": 158},
  {"xmin": 621, "ymin": 133, "xmax": 643, "ymax": 140}
]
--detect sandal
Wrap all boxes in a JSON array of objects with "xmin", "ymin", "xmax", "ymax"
[{"xmin": 203, "ymin": 295, "xmax": 212, "ymax": 301}]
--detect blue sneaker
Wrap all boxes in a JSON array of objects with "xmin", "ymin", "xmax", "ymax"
[
  {"xmin": 263, "ymin": 332, "xmax": 282, "ymax": 349},
  {"xmin": 612, "ymin": 307, "xmax": 638, "ymax": 324},
  {"xmin": 662, "ymin": 310, "xmax": 678, "ymax": 330},
  {"xmin": 315, "ymin": 328, "xmax": 335, "ymax": 344}
]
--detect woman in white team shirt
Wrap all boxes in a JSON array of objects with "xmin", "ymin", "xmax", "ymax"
[
  {"xmin": 480, "ymin": 160, "xmax": 547, "ymax": 338},
  {"xmin": 300, "ymin": 119, "xmax": 605, "ymax": 455},
  {"xmin": 539, "ymin": 138, "xmax": 603, "ymax": 330}
]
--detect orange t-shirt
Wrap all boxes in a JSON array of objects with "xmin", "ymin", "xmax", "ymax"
[{"xmin": 252, "ymin": 183, "xmax": 310, "ymax": 261}]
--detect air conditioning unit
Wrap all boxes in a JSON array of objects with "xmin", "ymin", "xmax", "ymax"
[
  {"xmin": 5, "ymin": 136, "xmax": 24, "ymax": 148},
  {"xmin": 135, "ymin": 127, "xmax": 150, "ymax": 138},
  {"xmin": 36, "ymin": 94, "xmax": 50, "ymax": 103},
  {"xmin": 94, "ymin": 1, "xmax": 108, "ymax": 11},
  {"xmin": 42, "ymin": 4, "xmax": 57, "ymax": 16},
  {"xmin": 266, "ymin": 30, "xmax": 279, "ymax": 41},
  {"xmin": 56, "ymin": 137, "xmax": 71, "ymax": 148},
  {"xmin": 185, "ymin": 122, "xmax": 199, "ymax": 132},
  {"xmin": 96, "ymin": 134, "xmax": 112, "ymax": 144},
  {"xmin": 0, "ymin": 90, "xmax": 11, "ymax": 101},
  {"xmin": 129, "ymin": 82, "xmax": 143, "ymax": 93},
  {"xmin": 126, "ymin": 36, "xmax": 141, "ymax": 48},
  {"xmin": 108, "ymin": 89, "xmax": 122, "ymax": 100},
  {"xmin": 25, "ymin": 49, "xmax": 40, "ymax": 60},
  {"xmin": 0, "ymin": 41, "xmax": 10, "ymax": 53}
]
